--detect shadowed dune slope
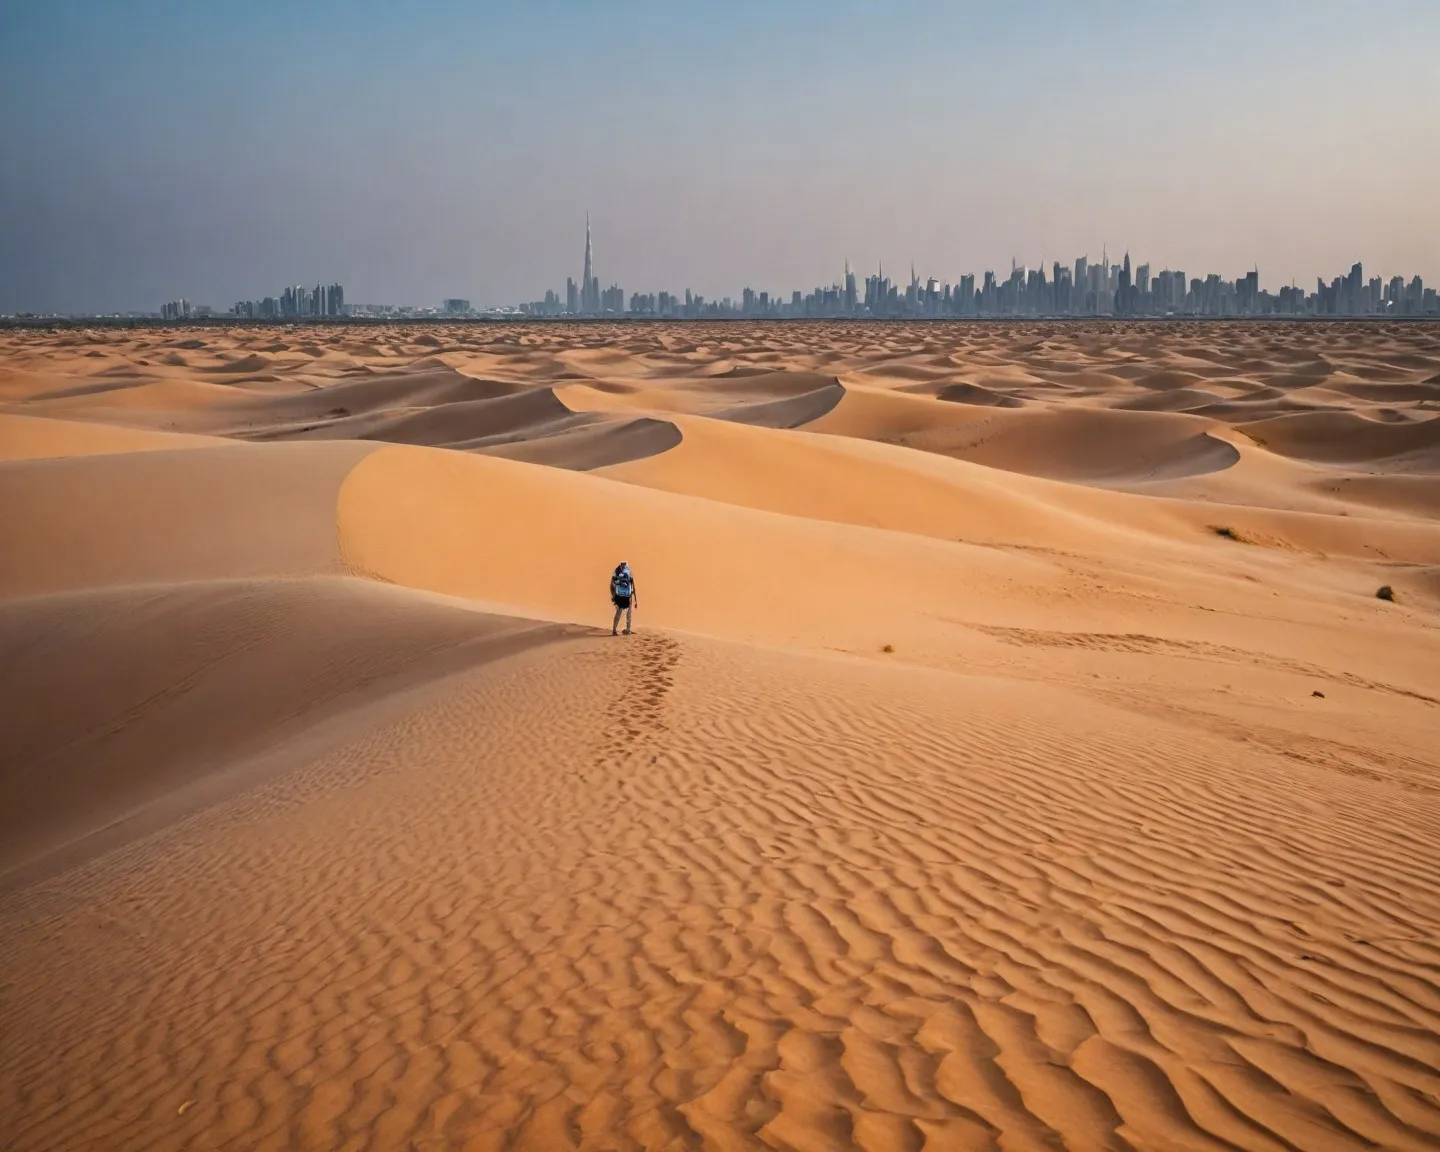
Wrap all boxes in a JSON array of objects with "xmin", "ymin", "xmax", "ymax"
[
  {"xmin": 479, "ymin": 414, "xmax": 683, "ymax": 470},
  {"xmin": 711, "ymin": 381, "xmax": 845, "ymax": 428},
  {"xmin": 243, "ymin": 385, "xmax": 592, "ymax": 447},
  {"xmin": 807, "ymin": 382, "xmax": 998, "ymax": 440},
  {"xmin": 1240, "ymin": 409, "xmax": 1440, "ymax": 472},
  {"xmin": 926, "ymin": 380, "xmax": 1028, "ymax": 407},
  {"xmin": 1111, "ymin": 386, "xmax": 1225, "ymax": 412},
  {"xmin": 703, "ymin": 367, "xmax": 842, "ymax": 395},
  {"xmin": 19, "ymin": 367, "xmax": 687, "ymax": 469},
  {"xmin": 843, "ymin": 404, "xmax": 1245, "ymax": 486},
  {"xmin": 17, "ymin": 364, "xmax": 518, "ymax": 435},
  {"xmin": 0, "ymin": 578, "xmax": 579, "ymax": 882},
  {"xmin": 229, "ymin": 363, "xmax": 524, "ymax": 421}
]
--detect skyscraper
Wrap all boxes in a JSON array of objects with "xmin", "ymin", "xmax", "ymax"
[
  {"xmin": 581, "ymin": 213, "xmax": 597, "ymax": 314},
  {"xmin": 1345, "ymin": 261, "xmax": 1363, "ymax": 315},
  {"xmin": 1238, "ymin": 268, "xmax": 1259, "ymax": 314}
]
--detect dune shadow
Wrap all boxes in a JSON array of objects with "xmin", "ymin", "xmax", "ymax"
[{"xmin": 712, "ymin": 382, "xmax": 844, "ymax": 429}]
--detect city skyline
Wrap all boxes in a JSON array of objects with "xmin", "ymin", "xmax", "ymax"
[
  {"xmin": 9, "ymin": 235, "xmax": 1439, "ymax": 322},
  {"xmin": 498, "ymin": 217, "xmax": 1433, "ymax": 320},
  {"xmin": 3, "ymin": 3, "xmax": 1438, "ymax": 315},
  {"xmin": 11, "ymin": 206, "xmax": 1440, "ymax": 321},
  {"xmin": 12, "ymin": 225, "xmax": 1440, "ymax": 322},
  {"xmin": 12, "ymin": 242, "xmax": 1440, "ymax": 322},
  {"xmin": 41, "ymin": 215, "xmax": 1436, "ymax": 321}
]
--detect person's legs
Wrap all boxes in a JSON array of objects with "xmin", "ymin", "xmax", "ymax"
[
  {"xmin": 612, "ymin": 603, "xmax": 622, "ymax": 635},
  {"xmin": 624, "ymin": 603, "xmax": 633, "ymax": 634}
]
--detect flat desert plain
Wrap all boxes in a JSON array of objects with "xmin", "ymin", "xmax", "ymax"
[{"xmin": 2, "ymin": 319, "xmax": 1439, "ymax": 1152}]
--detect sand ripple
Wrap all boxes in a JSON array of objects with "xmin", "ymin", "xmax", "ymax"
[{"xmin": 3, "ymin": 635, "xmax": 1438, "ymax": 1150}]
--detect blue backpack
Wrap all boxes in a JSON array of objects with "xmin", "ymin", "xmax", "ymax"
[{"xmin": 612, "ymin": 570, "xmax": 633, "ymax": 598}]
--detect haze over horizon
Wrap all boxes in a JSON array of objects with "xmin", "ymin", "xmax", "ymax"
[{"xmin": 2, "ymin": 0, "xmax": 1437, "ymax": 314}]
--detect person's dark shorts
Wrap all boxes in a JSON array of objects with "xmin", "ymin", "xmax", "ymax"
[{"xmin": 613, "ymin": 596, "xmax": 632, "ymax": 609}]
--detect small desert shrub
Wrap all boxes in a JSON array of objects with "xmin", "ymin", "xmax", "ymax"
[
  {"xmin": 1376, "ymin": 585, "xmax": 1396, "ymax": 602},
  {"xmin": 1212, "ymin": 526, "xmax": 1243, "ymax": 541},
  {"xmin": 881, "ymin": 643, "xmax": 894, "ymax": 653}
]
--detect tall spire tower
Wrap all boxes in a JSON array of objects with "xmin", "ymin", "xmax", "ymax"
[{"xmin": 582, "ymin": 212, "xmax": 595, "ymax": 313}]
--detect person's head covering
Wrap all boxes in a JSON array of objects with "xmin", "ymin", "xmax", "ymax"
[{"xmin": 617, "ymin": 561, "xmax": 629, "ymax": 573}]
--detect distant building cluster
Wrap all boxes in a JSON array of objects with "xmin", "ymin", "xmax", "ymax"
[
  {"xmin": 228, "ymin": 283, "xmax": 345, "ymax": 320},
  {"xmin": 520, "ymin": 214, "xmax": 625, "ymax": 318},
  {"xmin": 135, "ymin": 225, "xmax": 1439, "ymax": 324},
  {"xmin": 516, "ymin": 218, "xmax": 1439, "ymax": 320}
]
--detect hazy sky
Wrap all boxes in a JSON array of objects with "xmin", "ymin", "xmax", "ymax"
[{"xmin": 2, "ymin": 0, "xmax": 1437, "ymax": 313}]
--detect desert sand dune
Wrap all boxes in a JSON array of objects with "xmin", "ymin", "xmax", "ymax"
[
  {"xmin": 248, "ymin": 387, "xmax": 680, "ymax": 470},
  {"xmin": 2, "ymin": 320, "xmax": 1439, "ymax": 1151},
  {"xmin": 923, "ymin": 381, "xmax": 1028, "ymax": 407},
  {"xmin": 848, "ymin": 406, "xmax": 1245, "ymax": 487},
  {"xmin": 0, "ymin": 441, "xmax": 374, "ymax": 596},
  {"xmin": 1238, "ymin": 409, "xmax": 1440, "ymax": 472},
  {"xmin": 6, "ymin": 360, "xmax": 684, "ymax": 470},
  {"xmin": 1300, "ymin": 472, "xmax": 1440, "ymax": 519},
  {"xmin": 3, "ymin": 630, "xmax": 1438, "ymax": 1151},
  {"xmin": 480, "ymin": 415, "xmax": 683, "ymax": 471},
  {"xmin": 712, "ymin": 382, "xmax": 845, "ymax": 428},
  {"xmin": 0, "ymin": 411, "xmax": 226, "ymax": 460},
  {"xmin": 247, "ymin": 387, "xmax": 582, "ymax": 446},
  {"xmin": 1110, "ymin": 387, "xmax": 1223, "ymax": 412},
  {"xmin": 0, "ymin": 577, "xmax": 579, "ymax": 883}
]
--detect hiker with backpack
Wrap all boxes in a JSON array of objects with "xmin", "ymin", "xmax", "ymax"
[{"xmin": 610, "ymin": 562, "xmax": 637, "ymax": 635}]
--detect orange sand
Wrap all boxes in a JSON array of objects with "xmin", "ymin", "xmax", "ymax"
[{"xmin": 2, "ymin": 320, "xmax": 1439, "ymax": 1151}]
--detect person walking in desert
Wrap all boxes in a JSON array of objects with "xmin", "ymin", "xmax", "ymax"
[{"xmin": 610, "ymin": 561, "xmax": 637, "ymax": 635}]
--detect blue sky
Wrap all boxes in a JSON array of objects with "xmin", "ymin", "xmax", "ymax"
[{"xmin": 2, "ymin": 0, "xmax": 1437, "ymax": 312}]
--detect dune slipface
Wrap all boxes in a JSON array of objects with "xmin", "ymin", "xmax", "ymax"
[{"xmin": 2, "ymin": 320, "xmax": 1439, "ymax": 1152}]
